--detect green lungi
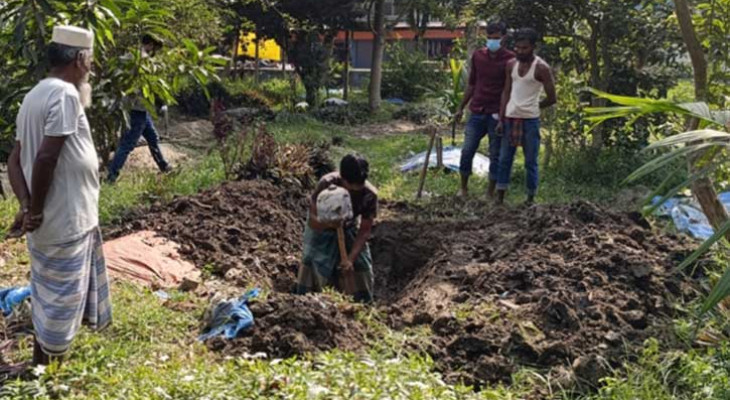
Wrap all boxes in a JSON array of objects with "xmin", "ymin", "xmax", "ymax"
[{"xmin": 295, "ymin": 221, "xmax": 374, "ymax": 303}]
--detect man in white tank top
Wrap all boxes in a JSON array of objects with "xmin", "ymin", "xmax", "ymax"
[{"xmin": 496, "ymin": 28, "xmax": 557, "ymax": 206}]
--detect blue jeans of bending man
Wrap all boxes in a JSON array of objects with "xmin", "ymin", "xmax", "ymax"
[
  {"xmin": 108, "ymin": 110, "xmax": 169, "ymax": 182},
  {"xmin": 497, "ymin": 118, "xmax": 541, "ymax": 196},
  {"xmin": 459, "ymin": 113, "xmax": 502, "ymax": 181}
]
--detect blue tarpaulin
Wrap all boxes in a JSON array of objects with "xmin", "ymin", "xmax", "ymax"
[
  {"xmin": 400, "ymin": 146, "xmax": 490, "ymax": 178},
  {"xmin": 0, "ymin": 286, "xmax": 31, "ymax": 317},
  {"xmin": 198, "ymin": 288, "xmax": 260, "ymax": 341},
  {"xmin": 653, "ymin": 192, "xmax": 730, "ymax": 240}
]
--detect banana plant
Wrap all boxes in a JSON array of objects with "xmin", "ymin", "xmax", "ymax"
[
  {"xmin": 436, "ymin": 58, "xmax": 466, "ymax": 146},
  {"xmin": 587, "ymin": 88, "xmax": 730, "ymax": 315}
]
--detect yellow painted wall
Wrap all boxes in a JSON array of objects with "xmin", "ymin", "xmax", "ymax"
[{"xmin": 238, "ymin": 33, "xmax": 282, "ymax": 61}]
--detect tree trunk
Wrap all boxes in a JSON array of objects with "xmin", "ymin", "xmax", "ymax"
[
  {"xmin": 344, "ymin": 30, "xmax": 351, "ymax": 101},
  {"xmin": 587, "ymin": 22, "xmax": 605, "ymax": 151},
  {"xmin": 369, "ymin": 0, "xmax": 386, "ymax": 113},
  {"xmin": 675, "ymin": 0, "xmax": 730, "ymax": 235},
  {"xmin": 675, "ymin": 0, "xmax": 708, "ymax": 102},
  {"xmin": 230, "ymin": 29, "xmax": 240, "ymax": 77},
  {"xmin": 254, "ymin": 28, "xmax": 261, "ymax": 85}
]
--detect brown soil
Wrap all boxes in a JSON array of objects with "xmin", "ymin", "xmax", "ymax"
[
  {"xmin": 106, "ymin": 179, "xmax": 309, "ymax": 292},
  {"xmin": 371, "ymin": 201, "xmax": 697, "ymax": 389},
  {"xmin": 206, "ymin": 293, "xmax": 367, "ymax": 358},
  {"xmin": 107, "ymin": 175, "xmax": 697, "ymax": 390}
]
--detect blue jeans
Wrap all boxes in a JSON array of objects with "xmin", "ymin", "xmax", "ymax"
[
  {"xmin": 459, "ymin": 114, "xmax": 501, "ymax": 181},
  {"xmin": 108, "ymin": 110, "xmax": 169, "ymax": 182},
  {"xmin": 497, "ymin": 118, "xmax": 540, "ymax": 196}
]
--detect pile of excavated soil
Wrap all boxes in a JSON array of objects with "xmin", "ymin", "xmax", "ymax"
[
  {"xmin": 206, "ymin": 293, "xmax": 367, "ymax": 358},
  {"xmin": 371, "ymin": 201, "xmax": 697, "ymax": 389},
  {"xmin": 108, "ymin": 176, "xmax": 697, "ymax": 390},
  {"xmin": 107, "ymin": 180, "xmax": 309, "ymax": 291}
]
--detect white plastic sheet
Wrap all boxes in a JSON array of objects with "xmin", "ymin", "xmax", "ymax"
[{"xmin": 400, "ymin": 146, "xmax": 490, "ymax": 177}]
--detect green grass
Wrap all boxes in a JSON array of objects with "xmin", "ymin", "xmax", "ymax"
[
  {"xmin": 0, "ymin": 283, "xmax": 543, "ymax": 399},
  {"xmin": 0, "ymin": 114, "xmax": 720, "ymax": 399},
  {"xmin": 98, "ymin": 152, "xmax": 225, "ymax": 225}
]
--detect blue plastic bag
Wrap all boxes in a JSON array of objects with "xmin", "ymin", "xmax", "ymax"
[
  {"xmin": 198, "ymin": 288, "xmax": 260, "ymax": 341},
  {"xmin": 0, "ymin": 286, "xmax": 31, "ymax": 317}
]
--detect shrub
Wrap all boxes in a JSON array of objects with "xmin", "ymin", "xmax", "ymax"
[
  {"xmin": 175, "ymin": 78, "xmax": 275, "ymax": 118},
  {"xmin": 382, "ymin": 44, "xmax": 447, "ymax": 102},
  {"xmin": 311, "ymin": 102, "xmax": 369, "ymax": 125},
  {"xmin": 392, "ymin": 103, "xmax": 444, "ymax": 125}
]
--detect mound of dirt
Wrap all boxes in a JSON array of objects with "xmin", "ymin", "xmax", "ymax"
[
  {"xmin": 206, "ymin": 293, "xmax": 367, "ymax": 358},
  {"xmin": 373, "ymin": 201, "xmax": 697, "ymax": 389},
  {"xmin": 107, "ymin": 180, "xmax": 309, "ymax": 291}
]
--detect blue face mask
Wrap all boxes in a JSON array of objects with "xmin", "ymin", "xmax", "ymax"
[{"xmin": 487, "ymin": 39, "xmax": 501, "ymax": 52}]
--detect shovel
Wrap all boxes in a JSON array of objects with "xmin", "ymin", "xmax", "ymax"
[{"xmin": 336, "ymin": 223, "xmax": 356, "ymax": 296}]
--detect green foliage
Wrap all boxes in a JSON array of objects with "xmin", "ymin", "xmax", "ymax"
[
  {"xmin": 392, "ymin": 103, "xmax": 445, "ymax": 125},
  {"xmin": 692, "ymin": 0, "xmax": 730, "ymax": 105},
  {"xmin": 588, "ymin": 89, "xmax": 730, "ymax": 316},
  {"xmin": 0, "ymin": 0, "xmax": 226, "ymax": 163},
  {"xmin": 176, "ymin": 77, "xmax": 277, "ymax": 117},
  {"xmin": 585, "ymin": 339, "xmax": 730, "ymax": 400},
  {"xmin": 288, "ymin": 31, "xmax": 331, "ymax": 106},
  {"xmin": 98, "ymin": 152, "xmax": 225, "ymax": 224},
  {"xmin": 230, "ymin": 0, "xmax": 363, "ymax": 107},
  {"xmin": 382, "ymin": 43, "xmax": 447, "ymax": 102}
]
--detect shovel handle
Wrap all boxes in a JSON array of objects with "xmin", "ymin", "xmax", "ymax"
[
  {"xmin": 337, "ymin": 227, "xmax": 348, "ymax": 264},
  {"xmin": 337, "ymin": 227, "xmax": 356, "ymax": 296},
  {"xmin": 417, "ymin": 126, "xmax": 438, "ymax": 199}
]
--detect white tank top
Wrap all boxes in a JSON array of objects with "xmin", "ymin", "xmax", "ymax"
[{"xmin": 506, "ymin": 56, "xmax": 545, "ymax": 119}]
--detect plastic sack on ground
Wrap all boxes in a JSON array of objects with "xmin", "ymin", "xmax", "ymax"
[
  {"xmin": 199, "ymin": 288, "xmax": 260, "ymax": 341},
  {"xmin": 400, "ymin": 146, "xmax": 490, "ymax": 178},
  {"xmin": 0, "ymin": 286, "xmax": 31, "ymax": 317},
  {"xmin": 652, "ymin": 192, "xmax": 730, "ymax": 240},
  {"xmin": 104, "ymin": 231, "xmax": 201, "ymax": 289}
]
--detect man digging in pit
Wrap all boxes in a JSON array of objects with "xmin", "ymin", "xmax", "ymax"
[
  {"xmin": 7, "ymin": 26, "xmax": 112, "ymax": 366},
  {"xmin": 295, "ymin": 154, "xmax": 378, "ymax": 303}
]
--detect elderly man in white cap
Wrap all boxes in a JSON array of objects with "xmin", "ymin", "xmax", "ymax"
[{"xmin": 7, "ymin": 25, "xmax": 112, "ymax": 366}]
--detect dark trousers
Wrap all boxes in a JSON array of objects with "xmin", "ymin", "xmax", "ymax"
[{"xmin": 108, "ymin": 110, "xmax": 168, "ymax": 182}]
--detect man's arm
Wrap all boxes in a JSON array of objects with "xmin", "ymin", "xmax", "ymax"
[
  {"xmin": 499, "ymin": 60, "xmax": 515, "ymax": 122},
  {"xmin": 537, "ymin": 63, "xmax": 557, "ymax": 109},
  {"xmin": 348, "ymin": 217, "xmax": 373, "ymax": 264},
  {"xmin": 8, "ymin": 142, "xmax": 30, "ymax": 210},
  {"xmin": 29, "ymin": 136, "xmax": 67, "ymax": 222}
]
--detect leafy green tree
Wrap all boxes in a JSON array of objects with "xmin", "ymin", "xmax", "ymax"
[
  {"xmin": 0, "ymin": 0, "xmax": 225, "ymax": 163},
  {"xmin": 227, "ymin": 0, "xmax": 364, "ymax": 106}
]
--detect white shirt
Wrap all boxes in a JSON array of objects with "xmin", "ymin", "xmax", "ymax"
[
  {"xmin": 15, "ymin": 78, "xmax": 100, "ymax": 245},
  {"xmin": 506, "ymin": 56, "xmax": 547, "ymax": 119}
]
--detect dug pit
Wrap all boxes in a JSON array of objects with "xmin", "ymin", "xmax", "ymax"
[
  {"xmin": 108, "ymin": 180, "xmax": 697, "ymax": 390},
  {"xmin": 371, "ymin": 201, "xmax": 697, "ymax": 389}
]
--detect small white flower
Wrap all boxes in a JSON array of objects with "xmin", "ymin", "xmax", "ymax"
[
  {"xmin": 153, "ymin": 387, "xmax": 172, "ymax": 399},
  {"xmin": 307, "ymin": 384, "xmax": 329, "ymax": 398},
  {"xmin": 182, "ymin": 375, "xmax": 195, "ymax": 383},
  {"xmin": 159, "ymin": 355, "xmax": 170, "ymax": 362},
  {"xmin": 56, "ymin": 384, "xmax": 70, "ymax": 392},
  {"xmin": 32, "ymin": 364, "xmax": 47, "ymax": 377}
]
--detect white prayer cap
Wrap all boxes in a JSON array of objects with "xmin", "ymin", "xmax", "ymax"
[{"xmin": 51, "ymin": 26, "xmax": 94, "ymax": 49}]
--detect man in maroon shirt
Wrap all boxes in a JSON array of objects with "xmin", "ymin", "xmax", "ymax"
[{"xmin": 456, "ymin": 22, "xmax": 515, "ymax": 197}]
